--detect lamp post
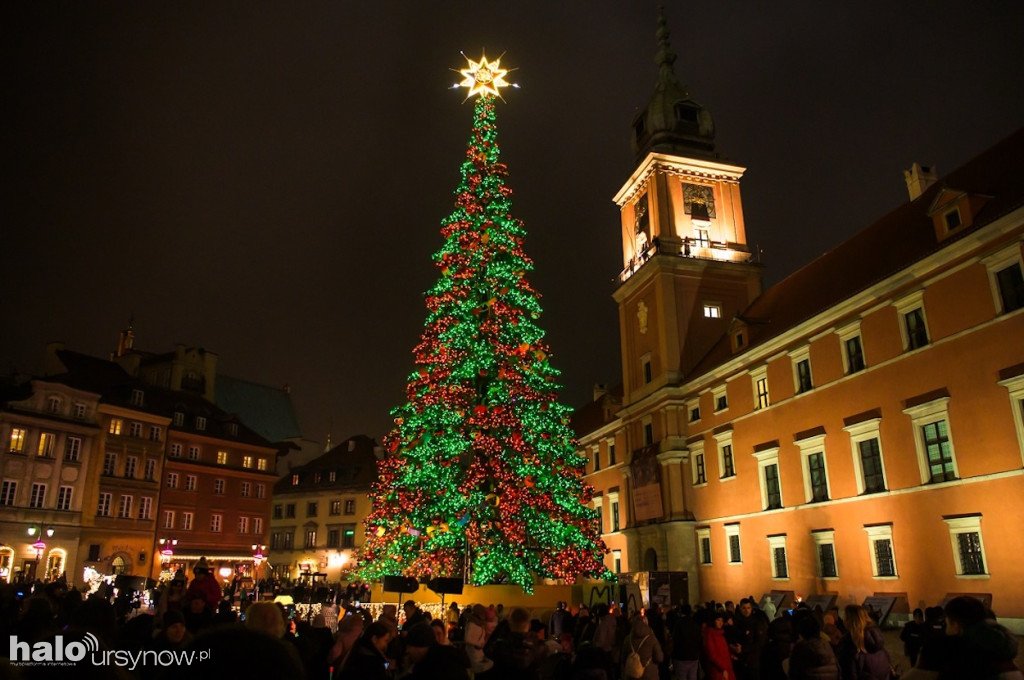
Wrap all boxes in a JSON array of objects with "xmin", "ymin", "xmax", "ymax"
[
  {"xmin": 158, "ymin": 537, "xmax": 178, "ymax": 579},
  {"xmin": 251, "ymin": 544, "xmax": 266, "ymax": 599},
  {"xmin": 27, "ymin": 526, "xmax": 54, "ymax": 580}
]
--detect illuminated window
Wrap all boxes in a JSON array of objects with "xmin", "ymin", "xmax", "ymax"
[
  {"xmin": 243, "ymin": 456, "xmax": 253, "ymax": 469},
  {"xmin": 37, "ymin": 432, "xmax": 56, "ymax": 457},
  {"xmin": 9, "ymin": 428, "xmax": 26, "ymax": 454},
  {"xmin": 752, "ymin": 367, "xmax": 770, "ymax": 409},
  {"xmin": 329, "ymin": 500, "xmax": 340, "ymax": 516},
  {"xmin": 304, "ymin": 528, "xmax": 317, "ymax": 548},
  {"xmin": 609, "ymin": 491, "xmax": 620, "ymax": 531},
  {"xmin": 217, "ymin": 450, "xmax": 228, "ymax": 465},
  {"xmin": 613, "ymin": 550, "xmax": 622, "ymax": 573},
  {"xmin": 695, "ymin": 228, "xmax": 710, "ymax": 248},
  {"xmin": 258, "ymin": 458, "xmax": 268, "ymax": 471},
  {"xmin": 291, "ymin": 474, "xmax": 299, "ymax": 486},
  {"xmin": 703, "ymin": 304, "xmax": 721, "ymax": 319},
  {"xmin": 108, "ymin": 419, "xmax": 122, "ymax": 435}
]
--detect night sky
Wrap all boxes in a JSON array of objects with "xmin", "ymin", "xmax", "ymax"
[{"xmin": 5, "ymin": 2, "xmax": 1023, "ymax": 448}]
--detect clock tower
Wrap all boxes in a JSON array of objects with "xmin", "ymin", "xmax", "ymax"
[{"xmin": 613, "ymin": 8, "xmax": 762, "ymax": 403}]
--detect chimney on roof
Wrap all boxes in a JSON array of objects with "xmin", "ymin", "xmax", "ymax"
[
  {"xmin": 593, "ymin": 383, "xmax": 609, "ymax": 401},
  {"xmin": 904, "ymin": 162, "xmax": 938, "ymax": 201}
]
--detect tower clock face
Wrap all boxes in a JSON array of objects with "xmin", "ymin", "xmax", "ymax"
[{"xmin": 683, "ymin": 183, "xmax": 716, "ymax": 219}]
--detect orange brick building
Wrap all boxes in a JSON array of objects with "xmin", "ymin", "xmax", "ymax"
[{"xmin": 575, "ymin": 12, "xmax": 1024, "ymax": 627}]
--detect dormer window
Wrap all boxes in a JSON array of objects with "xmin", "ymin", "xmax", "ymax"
[
  {"xmin": 675, "ymin": 103, "xmax": 700, "ymax": 123},
  {"xmin": 195, "ymin": 416, "xmax": 206, "ymax": 431},
  {"xmin": 173, "ymin": 412, "xmax": 184, "ymax": 427},
  {"xmin": 227, "ymin": 423, "xmax": 238, "ymax": 437},
  {"xmin": 130, "ymin": 389, "xmax": 144, "ymax": 407},
  {"xmin": 943, "ymin": 208, "xmax": 961, "ymax": 231},
  {"xmin": 703, "ymin": 303, "xmax": 721, "ymax": 319}
]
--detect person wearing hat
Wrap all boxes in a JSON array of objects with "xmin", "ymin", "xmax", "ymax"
[
  {"xmin": 184, "ymin": 557, "xmax": 223, "ymax": 612},
  {"xmin": 150, "ymin": 609, "xmax": 192, "ymax": 654},
  {"xmin": 702, "ymin": 610, "xmax": 735, "ymax": 680}
]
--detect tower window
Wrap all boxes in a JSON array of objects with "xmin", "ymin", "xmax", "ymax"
[
  {"xmin": 703, "ymin": 304, "xmax": 721, "ymax": 319},
  {"xmin": 695, "ymin": 228, "xmax": 710, "ymax": 248}
]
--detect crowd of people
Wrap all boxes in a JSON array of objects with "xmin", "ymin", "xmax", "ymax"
[{"xmin": 1, "ymin": 566, "xmax": 1021, "ymax": 680}]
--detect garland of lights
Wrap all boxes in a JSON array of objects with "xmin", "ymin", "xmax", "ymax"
[{"xmin": 355, "ymin": 55, "xmax": 612, "ymax": 593}]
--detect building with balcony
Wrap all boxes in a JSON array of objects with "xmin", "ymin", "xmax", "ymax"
[{"xmin": 575, "ymin": 10, "xmax": 1024, "ymax": 625}]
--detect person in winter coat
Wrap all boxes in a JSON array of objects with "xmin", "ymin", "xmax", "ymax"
[
  {"xmin": 183, "ymin": 557, "xmax": 223, "ymax": 612},
  {"xmin": 702, "ymin": 611, "xmax": 735, "ymax": 680},
  {"xmin": 335, "ymin": 620, "xmax": 394, "ymax": 680},
  {"xmin": 621, "ymin": 615, "xmax": 664, "ymax": 680},
  {"xmin": 900, "ymin": 609, "xmax": 925, "ymax": 668},
  {"xmin": 837, "ymin": 605, "xmax": 891, "ymax": 680},
  {"xmin": 788, "ymin": 611, "xmax": 840, "ymax": 680},
  {"xmin": 670, "ymin": 604, "xmax": 703, "ymax": 680},
  {"xmin": 464, "ymin": 603, "xmax": 495, "ymax": 675}
]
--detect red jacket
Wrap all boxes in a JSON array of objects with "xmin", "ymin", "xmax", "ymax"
[
  {"xmin": 184, "ymin": 573, "xmax": 223, "ymax": 611},
  {"xmin": 702, "ymin": 625, "xmax": 735, "ymax": 680}
]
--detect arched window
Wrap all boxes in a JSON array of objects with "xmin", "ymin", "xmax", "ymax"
[
  {"xmin": 46, "ymin": 549, "xmax": 67, "ymax": 582},
  {"xmin": 644, "ymin": 548, "xmax": 658, "ymax": 571},
  {"xmin": 111, "ymin": 555, "xmax": 129, "ymax": 575}
]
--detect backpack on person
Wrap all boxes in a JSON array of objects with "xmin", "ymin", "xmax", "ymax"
[{"xmin": 624, "ymin": 634, "xmax": 650, "ymax": 679}]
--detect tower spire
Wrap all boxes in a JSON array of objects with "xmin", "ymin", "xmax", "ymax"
[{"xmin": 655, "ymin": 5, "xmax": 686, "ymax": 95}]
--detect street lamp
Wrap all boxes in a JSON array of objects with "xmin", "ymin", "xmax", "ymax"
[
  {"xmin": 27, "ymin": 526, "xmax": 54, "ymax": 579},
  {"xmin": 251, "ymin": 544, "xmax": 267, "ymax": 600}
]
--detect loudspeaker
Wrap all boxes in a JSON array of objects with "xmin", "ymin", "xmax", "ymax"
[
  {"xmin": 382, "ymin": 576, "xmax": 419, "ymax": 593},
  {"xmin": 427, "ymin": 577, "xmax": 464, "ymax": 595}
]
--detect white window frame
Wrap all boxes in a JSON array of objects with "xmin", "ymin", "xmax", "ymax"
[
  {"xmin": 97, "ymin": 492, "xmax": 112, "ymax": 517},
  {"xmin": 789, "ymin": 346, "xmax": 813, "ymax": 394},
  {"xmin": 144, "ymin": 459, "xmax": 156, "ymax": 481},
  {"xmin": 812, "ymin": 529, "xmax": 839, "ymax": 579},
  {"xmin": 182, "ymin": 512, "xmax": 194, "ymax": 531},
  {"xmin": 253, "ymin": 517, "xmax": 262, "ymax": 535},
  {"xmin": 30, "ymin": 483, "xmax": 47, "ymax": 508},
  {"xmin": 982, "ymin": 244, "xmax": 1024, "ymax": 315},
  {"xmin": 687, "ymin": 398, "xmax": 701, "ymax": 424},
  {"xmin": 210, "ymin": 513, "xmax": 222, "ymax": 533},
  {"xmin": 195, "ymin": 416, "xmax": 207, "ymax": 431},
  {"xmin": 166, "ymin": 472, "xmax": 178, "ymax": 489},
  {"xmin": 696, "ymin": 527, "xmax": 712, "ymax": 566},
  {"xmin": 752, "ymin": 366, "xmax": 770, "ymax": 410},
  {"xmin": 64, "ymin": 436, "xmax": 82, "ymax": 462},
  {"xmin": 997, "ymin": 373, "xmax": 1024, "ymax": 467},
  {"xmin": 605, "ymin": 437, "xmax": 617, "ymax": 466},
  {"xmin": 641, "ymin": 415, "xmax": 654, "ymax": 446},
  {"xmin": 864, "ymin": 524, "xmax": 898, "ymax": 579},
  {"xmin": 138, "ymin": 496, "xmax": 152, "ymax": 520},
  {"xmin": 189, "ymin": 445, "xmax": 200, "ymax": 461},
  {"xmin": 57, "ymin": 486, "xmax": 73, "ymax": 511},
  {"xmin": 641, "ymin": 352, "xmax": 653, "ymax": 385},
  {"xmin": 185, "ymin": 475, "xmax": 197, "ymax": 492},
  {"xmin": 943, "ymin": 515, "xmax": 989, "ymax": 578},
  {"xmin": 712, "ymin": 384, "xmax": 729, "ymax": 412},
  {"xmin": 767, "ymin": 534, "xmax": 789, "ymax": 580},
  {"xmin": 128, "ymin": 422, "xmax": 143, "ymax": 438},
  {"xmin": 214, "ymin": 479, "xmax": 225, "ymax": 494},
  {"xmin": 894, "ymin": 290, "xmax": 929, "ymax": 351},
  {"xmin": 163, "ymin": 510, "xmax": 175, "ymax": 529},
  {"xmin": 837, "ymin": 320, "xmax": 866, "ymax": 374},
  {"xmin": 608, "ymin": 490, "xmax": 620, "ymax": 532},
  {"xmin": 843, "ymin": 418, "xmax": 890, "ymax": 495},
  {"xmin": 725, "ymin": 523, "xmax": 742, "ymax": 564},
  {"xmin": 714, "ymin": 430, "xmax": 736, "ymax": 481},
  {"xmin": 794, "ymin": 433, "xmax": 831, "ymax": 504},
  {"xmin": 169, "ymin": 443, "xmax": 182, "ymax": 458},
  {"xmin": 118, "ymin": 495, "xmax": 133, "ymax": 518},
  {"xmin": 703, "ymin": 303, "xmax": 722, "ymax": 319},
  {"xmin": 902, "ymin": 396, "xmax": 959, "ymax": 484},
  {"xmin": 690, "ymin": 441, "xmax": 707, "ymax": 486},
  {"xmin": 752, "ymin": 447, "xmax": 783, "ymax": 511}
]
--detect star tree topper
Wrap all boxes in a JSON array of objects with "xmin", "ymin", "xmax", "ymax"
[{"xmin": 454, "ymin": 52, "xmax": 516, "ymax": 100}]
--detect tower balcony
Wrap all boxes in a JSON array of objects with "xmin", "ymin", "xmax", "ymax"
[{"xmin": 618, "ymin": 236, "xmax": 755, "ymax": 284}]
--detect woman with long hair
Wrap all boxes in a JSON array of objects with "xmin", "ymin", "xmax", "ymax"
[{"xmin": 837, "ymin": 605, "xmax": 892, "ymax": 680}]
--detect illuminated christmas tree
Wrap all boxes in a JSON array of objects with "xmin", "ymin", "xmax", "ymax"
[{"xmin": 357, "ymin": 55, "xmax": 611, "ymax": 592}]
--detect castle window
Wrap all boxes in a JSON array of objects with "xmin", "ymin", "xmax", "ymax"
[{"xmin": 703, "ymin": 304, "xmax": 721, "ymax": 319}]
